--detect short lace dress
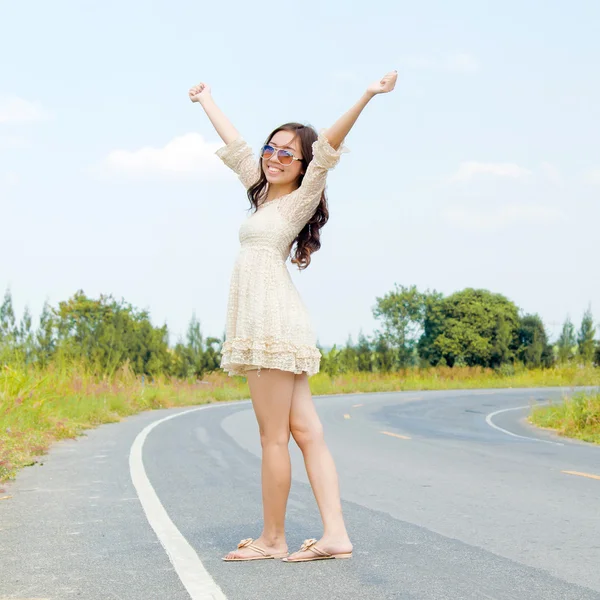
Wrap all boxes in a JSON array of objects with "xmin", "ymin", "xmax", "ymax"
[{"xmin": 216, "ymin": 131, "xmax": 348, "ymax": 377}]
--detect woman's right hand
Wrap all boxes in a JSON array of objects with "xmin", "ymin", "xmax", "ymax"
[
  {"xmin": 189, "ymin": 82, "xmax": 240, "ymax": 144},
  {"xmin": 189, "ymin": 82, "xmax": 211, "ymax": 103}
]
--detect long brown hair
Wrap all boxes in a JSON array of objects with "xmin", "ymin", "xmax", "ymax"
[{"xmin": 247, "ymin": 122, "xmax": 329, "ymax": 270}]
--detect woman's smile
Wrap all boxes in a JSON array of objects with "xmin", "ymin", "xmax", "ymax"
[{"xmin": 267, "ymin": 164, "xmax": 283, "ymax": 175}]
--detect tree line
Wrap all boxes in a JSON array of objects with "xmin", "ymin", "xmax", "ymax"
[
  {"xmin": 1, "ymin": 286, "xmax": 598, "ymax": 378},
  {"xmin": 320, "ymin": 285, "xmax": 599, "ymax": 376},
  {"xmin": 0, "ymin": 289, "xmax": 219, "ymax": 378}
]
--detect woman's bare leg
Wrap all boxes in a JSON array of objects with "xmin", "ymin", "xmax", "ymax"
[
  {"xmin": 224, "ymin": 368, "xmax": 295, "ymax": 559},
  {"xmin": 287, "ymin": 372, "xmax": 352, "ymax": 559}
]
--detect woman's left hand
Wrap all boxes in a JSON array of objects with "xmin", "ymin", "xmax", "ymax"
[{"xmin": 367, "ymin": 71, "xmax": 398, "ymax": 96}]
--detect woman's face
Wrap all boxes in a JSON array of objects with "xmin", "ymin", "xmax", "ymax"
[{"xmin": 262, "ymin": 130, "xmax": 304, "ymax": 187}]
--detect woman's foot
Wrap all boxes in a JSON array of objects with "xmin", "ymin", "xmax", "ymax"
[
  {"xmin": 222, "ymin": 536, "xmax": 289, "ymax": 561},
  {"xmin": 283, "ymin": 535, "xmax": 353, "ymax": 562}
]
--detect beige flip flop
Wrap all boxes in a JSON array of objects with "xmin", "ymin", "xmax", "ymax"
[
  {"xmin": 222, "ymin": 538, "xmax": 289, "ymax": 562},
  {"xmin": 282, "ymin": 538, "xmax": 353, "ymax": 562}
]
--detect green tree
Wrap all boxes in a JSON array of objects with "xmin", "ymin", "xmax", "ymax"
[
  {"xmin": 203, "ymin": 336, "xmax": 222, "ymax": 372},
  {"xmin": 17, "ymin": 305, "xmax": 36, "ymax": 365},
  {"xmin": 373, "ymin": 284, "xmax": 426, "ymax": 368},
  {"xmin": 127, "ymin": 317, "xmax": 171, "ymax": 377},
  {"xmin": 339, "ymin": 335, "xmax": 359, "ymax": 373},
  {"xmin": 422, "ymin": 288, "xmax": 520, "ymax": 368},
  {"xmin": 517, "ymin": 314, "xmax": 554, "ymax": 368},
  {"xmin": 417, "ymin": 291, "xmax": 446, "ymax": 365},
  {"xmin": 372, "ymin": 334, "xmax": 395, "ymax": 372},
  {"xmin": 0, "ymin": 288, "xmax": 18, "ymax": 364},
  {"xmin": 185, "ymin": 313, "xmax": 206, "ymax": 377},
  {"xmin": 172, "ymin": 340, "xmax": 191, "ymax": 378},
  {"xmin": 187, "ymin": 313, "xmax": 203, "ymax": 354},
  {"xmin": 35, "ymin": 299, "xmax": 56, "ymax": 368},
  {"xmin": 557, "ymin": 317, "xmax": 576, "ymax": 364},
  {"xmin": 53, "ymin": 290, "xmax": 172, "ymax": 376},
  {"xmin": 0, "ymin": 288, "xmax": 17, "ymax": 343},
  {"xmin": 491, "ymin": 315, "xmax": 513, "ymax": 368},
  {"xmin": 319, "ymin": 338, "xmax": 359, "ymax": 376},
  {"xmin": 172, "ymin": 314, "xmax": 217, "ymax": 378},
  {"xmin": 577, "ymin": 308, "xmax": 596, "ymax": 364},
  {"xmin": 356, "ymin": 331, "xmax": 374, "ymax": 372},
  {"xmin": 320, "ymin": 344, "xmax": 342, "ymax": 377}
]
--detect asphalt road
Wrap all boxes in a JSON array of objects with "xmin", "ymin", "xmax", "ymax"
[{"xmin": 1, "ymin": 387, "xmax": 599, "ymax": 600}]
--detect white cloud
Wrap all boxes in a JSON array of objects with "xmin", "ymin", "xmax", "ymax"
[
  {"xmin": 586, "ymin": 168, "xmax": 600, "ymax": 184},
  {"xmin": 399, "ymin": 53, "xmax": 479, "ymax": 74},
  {"xmin": 450, "ymin": 161, "xmax": 531, "ymax": 182},
  {"xmin": 444, "ymin": 203, "xmax": 563, "ymax": 231},
  {"xmin": 0, "ymin": 95, "xmax": 48, "ymax": 123},
  {"xmin": 99, "ymin": 133, "xmax": 228, "ymax": 180}
]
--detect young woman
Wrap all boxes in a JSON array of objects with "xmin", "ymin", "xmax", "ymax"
[{"xmin": 188, "ymin": 71, "xmax": 397, "ymax": 562}]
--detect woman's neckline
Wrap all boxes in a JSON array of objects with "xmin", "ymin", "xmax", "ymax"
[{"xmin": 260, "ymin": 182, "xmax": 301, "ymax": 208}]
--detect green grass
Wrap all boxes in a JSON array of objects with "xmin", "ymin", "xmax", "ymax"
[
  {"xmin": 529, "ymin": 391, "xmax": 600, "ymax": 444},
  {"xmin": 2, "ymin": 362, "xmax": 600, "ymax": 483},
  {"xmin": 0, "ymin": 362, "xmax": 249, "ymax": 483}
]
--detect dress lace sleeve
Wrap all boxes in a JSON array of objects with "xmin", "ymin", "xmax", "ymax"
[
  {"xmin": 215, "ymin": 137, "xmax": 260, "ymax": 190},
  {"xmin": 278, "ymin": 130, "xmax": 349, "ymax": 229}
]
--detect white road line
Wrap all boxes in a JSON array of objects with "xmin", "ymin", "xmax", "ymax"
[
  {"xmin": 484, "ymin": 405, "xmax": 564, "ymax": 446},
  {"xmin": 129, "ymin": 405, "xmax": 230, "ymax": 600}
]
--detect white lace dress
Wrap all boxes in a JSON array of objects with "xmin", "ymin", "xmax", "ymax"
[{"xmin": 216, "ymin": 131, "xmax": 347, "ymax": 377}]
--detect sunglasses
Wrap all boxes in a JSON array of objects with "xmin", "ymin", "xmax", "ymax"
[{"xmin": 260, "ymin": 144, "xmax": 303, "ymax": 166}]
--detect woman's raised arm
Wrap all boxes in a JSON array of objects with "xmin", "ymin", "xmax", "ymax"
[
  {"xmin": 323, "ymin": 70, "xmax": 398, "ymax": 150},
  {"xmin": 189, "ymin": 82, "xmax": 240, "ymax": 145}
]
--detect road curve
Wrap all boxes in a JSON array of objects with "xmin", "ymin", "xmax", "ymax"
[{"xmin": 1, "ymin": 387, "xmax": 599, "ymax": 600}]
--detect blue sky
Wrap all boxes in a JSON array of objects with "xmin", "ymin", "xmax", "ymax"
[{"xmin": 1, "ymin": 0, "xmax": 599, "ymax": 347}]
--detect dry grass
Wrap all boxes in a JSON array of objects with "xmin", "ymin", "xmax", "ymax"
[
  {"xmin": 0, "ymin": 362, "xmax": 248, "ymax": 482},
  {"xmin": 309, "ymin": 365, "xmax": 600, "ymax": 395}
]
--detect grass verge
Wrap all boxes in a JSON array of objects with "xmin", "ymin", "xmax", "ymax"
[
  {"xmin": 0, "ymin": 363, "xmax": 248, "ymax": 483},
  {"xmin": 528, "ymin": 391, "xmax": 600, "ymax": 444}
]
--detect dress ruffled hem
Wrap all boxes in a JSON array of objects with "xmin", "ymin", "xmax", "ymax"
[{"xmin": 221, "ymin": 337, "xmax": 321, "ymax": 377}]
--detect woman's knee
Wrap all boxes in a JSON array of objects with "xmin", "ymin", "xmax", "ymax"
[
  {"xmin": 259, "ymin": 427, "xmax": 291, "ymax": 449},
  {"xmin": 290, "ymin": 420, "xmax": 324, "ymax": 450}
]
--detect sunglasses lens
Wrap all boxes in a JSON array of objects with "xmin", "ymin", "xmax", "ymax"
[
  {"xmin": 262, "ymin": 145, "xmax": 275, "ymax": 159},
  {"xmin": 278, "ymin": 150, "xmax": 293, "ymax": 165}
]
